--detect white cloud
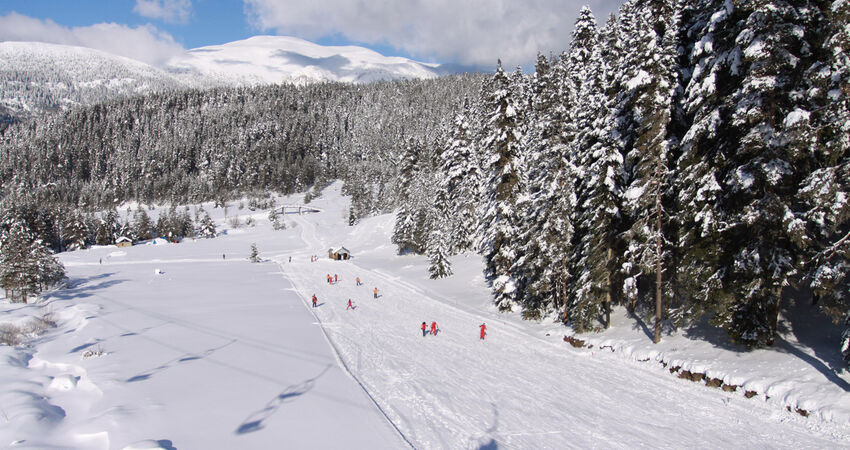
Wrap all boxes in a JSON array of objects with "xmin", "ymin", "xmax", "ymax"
[
  {"xmin": 0, "ymin": 12, "xmax": 186, "ymax": 66},
  {"xmin": 243, "ymin": 0, "xmax": 623, "ymax": 68},
  {"xmin": 133, "ymin": 0, "xmax": 192, "ymax": 24}
]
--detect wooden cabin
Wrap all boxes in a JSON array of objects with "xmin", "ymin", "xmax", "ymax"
[
  {"xmin": 328, "ymin": 247, "xmax": 351, "ymax": 260},
  {"xmin": 115, "ymin": 236, "xmax": 133, "ymax": 248}
]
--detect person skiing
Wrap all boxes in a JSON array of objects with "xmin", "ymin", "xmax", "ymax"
[
  {"xmin": 312, "ymin": 294, "xmax": 318, "ymax": 308},
  {"xmin": 479, "ymin": 323, "xmax": 486, "ymax": 340},
  {"xmin": 373, "ymin": 287, "xmax": 379, "ymax": 299},
  {"xmin": 334, "ymin": 274, "xmax": 338, "ymax": 284},
  {"xmin": 327, "ymin": 274, "xmax": 331, "ymax": 284},
  {"xmin": 356, "ymin": 277, "xmax": 361, "ymax": 286},
  {"xmin": 421, "ymin": 321, "xmax": 428, "ymax": 337},
  {"xmin": 289, "ymin": 256, "xmax": 292, "ymax": 263},
  {"xmin": 431, "ymin": 321, "xmax": 438, "ymax": 336},
  {"xmin": 346, "ymin": 299, "xmax": 354, "ymax": 310}
]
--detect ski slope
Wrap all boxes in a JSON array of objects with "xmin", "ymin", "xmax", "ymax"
[{"xmin": 1, "ymin": 183, "xmax": 848, "ymax": 448}]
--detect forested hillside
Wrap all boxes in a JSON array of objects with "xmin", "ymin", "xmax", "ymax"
[
  {"xmin": 396, "ymin": 0, "xmax": 849, "ymax": 357},
  {"xmin": 0, "ymin": 42, "xmax": 190, "ymax": 123},
  {"xmin": 0, "ymin": 75, "xmax": 480, "ymax": 210}
]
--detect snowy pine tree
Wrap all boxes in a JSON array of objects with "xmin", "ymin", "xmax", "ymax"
[
  {"xmin": 198, "ymin": 210, "xmax": 217, "ymax": 238},
  {"xmin": 480, "ymin": 62, "xmax": 527, "ymax": 311},
  {"xmin": 567, "ymin": 8, "xmax": 627, "ymax": 331},
  {"xmin": 798, "ymin": 0, "xmax": 850, "ymax": 356},
  {"xmin": 717, "ymin": 0, "xmax": 821, "ymax": 346},
  {"xmin": 619, "ymin": 0, "xmax": 681, "ymax": 342},
  {"xmin": 133, "ymin": 207, "xmax": 154, "ymax": 241}
]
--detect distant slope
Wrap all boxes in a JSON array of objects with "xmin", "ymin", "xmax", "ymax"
[
  {"xmin": 0, "ymin": 37, "xmax": 450, "ymax": 122},
  {"xmin": 0, "ymin": 42, "xmax": 188, "ymax": 121},
  {"xmin": 164, "ymin": 35, "xmax": 441, "ymax": 85}
]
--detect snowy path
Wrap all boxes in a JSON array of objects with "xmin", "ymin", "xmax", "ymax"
[{"xmin": 279, "ymin": 213, "xmax": 849, "ymax": 449}]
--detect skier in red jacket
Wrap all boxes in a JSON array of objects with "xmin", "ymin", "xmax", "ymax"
[
  {"xmin": 421, "ymin": 321, "xmax": 428, "ymax": 337},
  {"xmin": 431, "ymin": 321, "xmax": 438, "ymax": 336},
  {"xmin": 346, "ymin": 299, "xmax": 354, "ymax": 310},
  {"xmin": 312, "ymin": 294, "xmax": 317, "ymax": 308},
  {"xmin": 479, "ymin": 323, "xmax": 486, "ymax": 340}
]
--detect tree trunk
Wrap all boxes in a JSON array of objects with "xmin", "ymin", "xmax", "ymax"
[
  {"xmin": 654, "ymin": 166, "xmax": 663, "ymax": 344},
  {"xmin": 767, "ymin": 286, "xmax": 783, "ymax": 346},
  {"xmin": 560, "ymin": 257, "xmax": 569, "ymax": 323},
  {"xmin": 605, "ymin": 245, "xmax": 612, "ymax": 329}
]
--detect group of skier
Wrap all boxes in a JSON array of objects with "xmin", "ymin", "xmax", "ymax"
[
  {"xmin": 421, "ymin": 321, "xmax": 439, "ymax": 337},
  {"xmin": 309, "ymin": 267, "xmax": 488, "ymax": 340}
]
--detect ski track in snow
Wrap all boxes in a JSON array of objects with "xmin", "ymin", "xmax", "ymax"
[{"xmin": 277, "ymin": 212, "xmax": 850, "ymax": 449}]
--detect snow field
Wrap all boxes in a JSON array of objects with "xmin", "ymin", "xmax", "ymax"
[{"xmin": 0, "ymin": 182, "xmax": 848, "ymax": 448}]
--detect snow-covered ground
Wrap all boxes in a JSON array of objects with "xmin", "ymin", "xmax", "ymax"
[{"xmin": 1, "ymin": 183, "xmax": 848, "ymax": 449}]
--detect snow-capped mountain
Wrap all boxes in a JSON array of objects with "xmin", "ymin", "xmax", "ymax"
[
  {"xmin": 164, "ymin": 35, "xmax": 442, "ymax": 86},
  {"xmin": 0, "ymin": 41, "xmax": 188, "ymax": 121},
  {"xmin": 0, "ymin": 37, "xmax": 447, "ymax": 121}
]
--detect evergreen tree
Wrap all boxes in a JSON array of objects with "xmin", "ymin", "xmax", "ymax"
[
  {"xmin": 248, "ymin": 243, "xmax": 260, "ymax": 262},
  {"xmin": 0, "ymin": 215, "xmax": 64, "ymax": 302},
  {"xmin": 717, "ymin": 0, "xmax": 821, "ymax": 346},
  {"xmin": 480, "ymin": 62, "xmax": 526, "ymax": 311},
  {"xmin": 437, "ymin": 99, "xmax": 484, "ymax": 253},
  {"xmin": 198, "ymin": 210, "xmax": 217, "ymax": 238},
  {"xmin": 133, "ymin": 207, "xmax": 154, "ymax": 241},
  {"xmin": 568, "ymin": 8, "xmax": 627, "ymax": 330},
  {"xmin": 392, "ymin": 139, "xmax": 429, "ymax": 254},
  {"xmin": 62, "ymin": 211, "xmax": 89, "ymax": 251},
  {"xmin": 619, "ymin": 0, "xmax": 681, "ymax": 342},
  {"xmin": 798, "ymin": 0, "xmax": 850, "ymax": 355},
  {"xmin": 427, "ymin": 189, "xmax": 454, "ymax": 279}
]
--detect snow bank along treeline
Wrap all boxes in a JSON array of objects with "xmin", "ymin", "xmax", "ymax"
[{"xmin": 394, "ymin": 0, "xmax": 850, "ymax": 360}]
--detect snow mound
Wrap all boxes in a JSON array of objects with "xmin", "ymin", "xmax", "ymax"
[{"xmin": 48, "ymin": 374, "xmax": 79, "ymax": 391}]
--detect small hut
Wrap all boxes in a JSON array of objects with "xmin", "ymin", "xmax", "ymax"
[
  {"xmin": 328, "ymin": 247, "xmax": 351, "ymax": 260},
  {"xmin": 115, "ymin": 236, "xmax": 133, "ymax": 248}
]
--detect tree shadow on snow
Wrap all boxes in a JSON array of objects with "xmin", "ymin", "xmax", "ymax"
[
  {"xmin": 681, "ymin": 316, "xmax": 748, "ymax": 352},
  {"xmin": 778, "ymin": 294, "xmax": 850, "ymax": 391},
  {"xmin": 46, "ymin": 273, "xmax": 125, "ymax": 302},
  {"xmin": 235, "ymin": 365, "xmax": 331, "ymax": 435},
  {"xmin": 774, "ymin": 335, "xmax": 850, "ymax": 392},
  {"xmin": 682, "ymin": 290, "xmax": 850, "ymax": 391},
  {"xmin": 478, "ymin": 440, "xmax": 498, "ymax": 450},
  {"xmin": 470, "ymin": 403, "xmax": 500, "ymax": 450},
  {"xmin": 154, "ymin": 440, "xmax": 176, "ymax": 450},
  {"xmin": 125, "ymin": 339, "xmax": 236, "ymax": 383},
  {"xmin": 628, "ymin": 310, "xmax": 656, "ymax": 342}
]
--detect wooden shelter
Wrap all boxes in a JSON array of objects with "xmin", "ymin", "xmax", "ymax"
[
  {"xmin": 328, "ymin": 247, "xmax": 351, "ymax": 260},
  {"xmin": 116, "ymin": 236, "xmax": 133, "ymax": 248}
]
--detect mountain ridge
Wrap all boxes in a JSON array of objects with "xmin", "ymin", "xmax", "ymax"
[{"xmin": 0, "ymin": 36, "xmax": 454, "ymax": 121}]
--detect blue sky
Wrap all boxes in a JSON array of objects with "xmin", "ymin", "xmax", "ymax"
[{"xmin": 0, "ymin": 0, "xmax": 623, "ymax": 68}]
